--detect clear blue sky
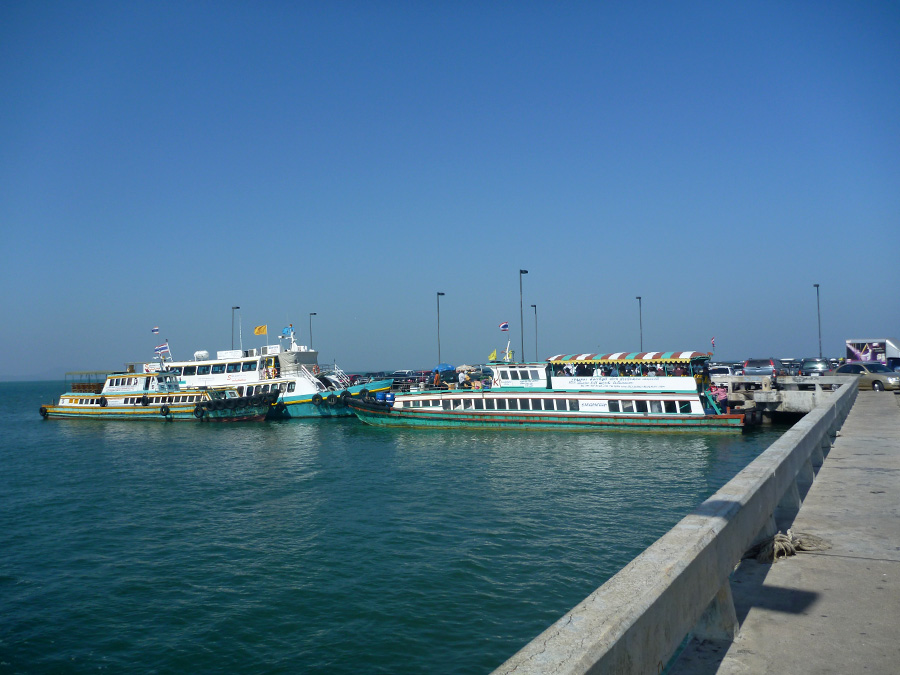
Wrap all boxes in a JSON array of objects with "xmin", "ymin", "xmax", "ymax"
[{"xmin": 2, "ymin": 2, "xmax": 898, "ymax": 379}]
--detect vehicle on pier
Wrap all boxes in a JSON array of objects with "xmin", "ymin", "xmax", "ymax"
[
  {"xmin": 348, "ymin": 351, "xmax": 747, "ymax": 432},
  {"xmin": 39, "ymin": 371, "xmax": 273, "ymax": 421}
]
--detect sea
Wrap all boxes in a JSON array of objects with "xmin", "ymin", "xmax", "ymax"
[{"xmin": 1, "ymin": 381, "xmax": 785, "ymax": 674}]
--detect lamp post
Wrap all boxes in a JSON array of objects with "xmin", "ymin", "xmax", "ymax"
[
  {"xmin": 519, "ymin": 269, "xmax": 528, "ymax": 363},
  {"xmin": 636, "ymin": 296, "xmax": 643, "ymax": 351},
  {"xmin": 231, "ymin": 306, "xmax": 240, "ymax": 350},
  {"xmin": 531, "ymin": 304, "xmax": 538, "ymax": 361},
  {"xmin": 309, "ymin": 312, "xmax": 317, "ymax": 350},
  {"xmin": 436, "ymin": 292, "xmax": 445, "ymax": 363},
  {"xmin": 814, "ymin": 283, "xmax": 822, "ymax": 358}
]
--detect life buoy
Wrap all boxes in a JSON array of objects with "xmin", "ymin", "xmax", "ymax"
[
  {"xmin": 312, "ymin": 394, "xmax": 323, "ymax": 406},
  {"xmin": 193, "ymin": 404, "xmax": 205, "ymax": 418},
  {"xmin": 141, "ymin": 395, "xmax": 150, "ymax": 406},
  {"xmin": 326, "ymin": 394, "xmax": 338, "ymax": 406},
  {"xmin": 39, "ymin": 406, "xmax": 48, "ymax": 417},
  {"xmin": 99, "ymin": 396, "xmax": 108, "ymax": 407},
  {"xmin": 313, "ymin": 365, "xmax": 320, "ymax": 375},
  {"xmin": 160, "ymin": 405, "xmax": 170, "ymax": 417}
]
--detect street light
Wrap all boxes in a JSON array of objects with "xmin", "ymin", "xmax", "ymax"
[
  {"xmin": 636, "ymin": 296, "xmax": 643, "ymax": 351},
  {"xmin": 309, "ymin": 312, "xmax": 317, "ymax": 350},
  {"xmin": 437, "ymin": 292, "xmax": 445, "ymax": 363},
  {"xmin": 231, "ymin": 306, "xmax": 240, "ymax": 350},
  {"xmin": 814, "ymin": 284, "xmax": 822, "ymax": 358},
  {"xmin": 519, "ymin": 269, "xmax": 528, "ymax": 363},
  {"xmin": 531, "ymin": 304, "xmax": 538, "ymax": 361}
]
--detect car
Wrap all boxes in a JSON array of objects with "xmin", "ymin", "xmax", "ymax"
[
  {"xmin": 708, "ymin": 365, "xmax": 735, "ymax": 376},
  {"xmin": 798, "ymin": 357, "xmax": 831, "ymax": 376},
  {"xmin": 831, "ymin": 361, "xmax": 900, "ymax": 391},
  {"xmin": 742, "ymin": 358, "xmax": 786, "ymax": 376}
]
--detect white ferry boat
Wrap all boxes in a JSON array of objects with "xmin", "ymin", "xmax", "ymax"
[
  {"xmin": 348, "ymin": 351, "xmax": 747, "ymax": 432},
  {"xmin": 39, "ymin": 371, "xmax": 273, "ymax": 421},
  {"xmin": 145, "ymin": 327, "xmax": 392, "ymax": 419}
]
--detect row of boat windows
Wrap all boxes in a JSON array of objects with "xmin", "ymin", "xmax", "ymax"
[
  {"xmin": 401, "ymin": 398, "xmax": 695, "ymax": 413},
  {"xmin": 499, "ymin": 369, "xmax": 543, "ymax": 381},
  {"xmin": 172, "ymin": 363, "xmax": 258, "ymax": 376},
  {"xmin": 238, "ymin": 383, "xmax": 294, "ymax": 395}
]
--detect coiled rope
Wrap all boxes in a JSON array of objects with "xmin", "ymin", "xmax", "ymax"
[{"xmin": 744, "ymin": 529, "xmax": 832, "ymax": 564}]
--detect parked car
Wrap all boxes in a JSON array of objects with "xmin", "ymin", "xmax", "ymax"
[
  {"xmin": 708, "ymin": 365, "xmax": 735, "ymax": 376},
  {"xmin": 831, "ymin": 362, "xmax": 900, "ymax": 391},
  {"xmin": 742, "ymin": 358, "xmax": 786, "ymax": 376},
  {"xmin": 798, "ymin": 358, "xmax": 830, "ymax": 376}
]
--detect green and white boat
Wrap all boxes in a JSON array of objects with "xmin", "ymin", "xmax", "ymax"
[{"xmin": 347, "ymin": 351, "xmax": 746, "ymax": 432}]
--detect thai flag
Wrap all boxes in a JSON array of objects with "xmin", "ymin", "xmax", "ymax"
[
  {"xmin": 154, "ymin": 343, "xmax": 170, "ymax": 354},
  {"xmin": 499, "ymin": 322, "xmax": 509, "ymax": 331},
  {"xmin": 151, "ymin": 326, "xmax": 159, "ymax": 334},
  {"xmin": 711, "ymin": 337, "xmax": 716, "ymax": 348}
]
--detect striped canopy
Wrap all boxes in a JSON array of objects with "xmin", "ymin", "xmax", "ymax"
[{"xmin": 546, "ymin": 351, "xmax": 711, "ymax": 364}]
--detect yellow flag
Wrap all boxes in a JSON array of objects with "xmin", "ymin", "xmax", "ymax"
[
  {"xmin": 488, "ymin": 349, "xmax": 497, "ymax": 361},
  {"xmin": 254, "ymin": 325, "xmax": 267, "ymax": 336}
]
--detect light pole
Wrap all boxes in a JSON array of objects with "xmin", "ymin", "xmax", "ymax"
[
  {"xmin": 436, "ymin": 292, "xmax": 445, "ymax": 363},
  {"xmin": 814, "ymin": 283, "xmax": 822, "ymax": 358},
  {"xmin": 636, "ymin": 296, "xmax": 643, "ymax": 351},
  {"xmin": 519, "ymin": 269, "xmax": 528, "ymax": 363},
  {"xmin": 231, "ymin": 306, "xmax": 240, "ymax": 350},
  {"xmin": 531, "ymin": 304, "xmax": 538, "ymax": 361},
  {"xmin": 309, "ymin": 312, "xmax": 317, "ymax": 349}
]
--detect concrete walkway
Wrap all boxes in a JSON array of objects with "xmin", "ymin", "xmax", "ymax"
[{"xmin": 672, "ymin": 391, "xmax": 900, "ymax": 674}]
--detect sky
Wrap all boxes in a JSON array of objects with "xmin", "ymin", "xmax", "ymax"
[{"xmin": 2, "ymin": 1, "xmax": 899, "ymax": 380}]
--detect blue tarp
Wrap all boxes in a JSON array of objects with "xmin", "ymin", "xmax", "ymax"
[{"xmin": 433, "ymin": 363, "xmax": 455, "ymax": 373}]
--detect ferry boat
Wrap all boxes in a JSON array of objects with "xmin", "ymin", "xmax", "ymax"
[
  {"xmin": 347, "ymin": 351, "xmax": 747, "ymax": 432},
  {"xmin": 144, "ymin": 327, "xmax": 392, "ymax": 419},
  {"xmin": 39, "ymin": 370, "xmax": 274, "ymax": 421}
]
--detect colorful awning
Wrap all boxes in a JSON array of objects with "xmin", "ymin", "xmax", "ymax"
[{"xmin": 546, "ymin": 351, "xmax": 711, "ymax": 364}]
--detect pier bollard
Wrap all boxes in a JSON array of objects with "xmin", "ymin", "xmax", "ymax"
[{"xmin": 693, "ymin": 580, "xmax": 739, "ymax": 641}]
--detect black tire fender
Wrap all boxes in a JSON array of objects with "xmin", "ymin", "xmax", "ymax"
[
  {"xmin": 141, "ymin": 395, "xmax": 150, "ymax": 406},
  {"xmin": 312, "ymin": 394, "xmax": 323, "ymax": 406},
  {"xmin": 160, "ymin": 405, "xmax": 170, "ymax": 416},
  {"xmin": 39, "ymin": 406, "xmax": 48, "ymax": 417},
  {"xmin": 99, "ymin": 396, "xmax": 108, "ymax": 407},
  {"xmin": 326, "ymin": 394, "xmax": 338, "ymax": 406},
  {"xmin": 193, "ymin": 404, "xmax": 205, "ymax": 418},
  {"xmin": 359, "ymin": 388, "xmax": 369, "ymax": 399}
]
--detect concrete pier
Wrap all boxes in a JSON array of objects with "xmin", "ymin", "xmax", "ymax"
[{"xmin": 671, "ymin": 391, "xmax": 900, "ymax": 674}]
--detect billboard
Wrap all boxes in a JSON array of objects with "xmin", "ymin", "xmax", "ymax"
[{"xmin": 846, "ymin": 340, "xmax": 885, "ymax": 363}]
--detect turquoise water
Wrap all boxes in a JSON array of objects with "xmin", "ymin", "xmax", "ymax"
[{"xmin": 1, "ymin": 382, "xmax": 784, "ymax": 673}]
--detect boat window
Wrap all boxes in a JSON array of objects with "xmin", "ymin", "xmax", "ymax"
[
  {"xmin": 531, "ymin": 399, "xmax": 542, "ymax": 410},
  {"xmin": 635, "ymin": 400, "xmax": 648, "ymax": 413},
  {"xmin": 543, "ymin": 399, "xmax": 554, "ymax": 410},
  {"xmin": 197, "ymin": 365, "xmax": 211, "ymax": 375},
  {"xmin": 665, "ymin": 400, "xmax": 678, "ymax": 413},
  {"xmin": 226, "ymin": 363, "xmax": 241, "ymax": 373},
  {"xmin": 240, "ymin": 362, "xmax": 254, "ymax": 372},
  {"xmin": 485, "ymin": 399, "xmax": 495, "ymax": 410},
  {"xmin": 442, "ymin": 399, "xmax": 451, "ymax": 410},
  {"xmin": 679, "ymin": 401, "xmax": 692, "ymax": 413},
  {"xmin": 260, "ymin": 385, "xmax": 269, "ymax": 393},
  {"xmin": 474, "ymin": 399, "xmax": 484, "ymax": 410},
  {"xmin": 554, "ymin": 399, "xmax": 566, "ymax": 410},
  {"xmin": 650, "ymin": 400, "xmax": 663, "ymax": 413},
  {"xmin": 529, "ymin": 370, "xmax": 541, "ymax": 380},
  {"xmin": 509, "ymin": 370, "xmax": 520, "ymax": 380},
  {"xmin": 287, "ymin": 382, "xmax": 295, "ymax": 392},
  {"xmin": 182, "ymin": 366, "xmax": 196, "ymax": 376},
  {"xmin": 211, "ymin": 364, "xmax": 226, "ymax": 374},
  {"xmin": 495, "ymin": 399, "xmax": 506, "ymax": 410},
  {"xmin": 171, "ymin": 368, "xmax": 183, "ymax": 376},
  {"xmin": 569, "ymin": 399, "xmax": 580, "ymax": 411},
  {"xmin": 609, "ymin": 400, "xmax": 620, "ymax": 412},
  {"xmin": 236, "ymin": 387, "xmax": 244, "ymax": 396},
  {"xmin": 500, "ymin": 370, "xmax": 509, "ymax": 380}
]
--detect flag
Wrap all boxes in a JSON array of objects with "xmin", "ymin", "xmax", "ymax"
[
  {"xmin": 499, "ymin": 322, "xmax": 509, "ymax": 331},
  {"xmin": 151, "ymin": 326, "xmax": 159, "ymax": 334},
  {"xmin": 154, "ymin": 343, "xmax": 169, "ymax": 354},
  {"xmin": 488, "ymin": 349, "xmax": 497, "ymax": 361},
  {"xmin": 254, "ymin": 325, "xmax": 267, "ymax": 336},
  {"xmin": 711, "ymin": 336, "xmax": 716, "ymax": 348}
]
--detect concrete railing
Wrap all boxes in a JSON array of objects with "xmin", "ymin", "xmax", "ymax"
[{"xmin": 492, "ymin": 382, "xmax": 858, "ymax": 675}]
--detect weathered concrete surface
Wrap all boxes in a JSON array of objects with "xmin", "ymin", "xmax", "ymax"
[{"xmin": 671, "ymin": 392, "xmax": 900, "ymax": 674}]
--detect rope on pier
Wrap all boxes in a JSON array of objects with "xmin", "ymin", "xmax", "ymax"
[{"xmin": 744, "ymin": 529, "xmax": 832, "ymax": 564}]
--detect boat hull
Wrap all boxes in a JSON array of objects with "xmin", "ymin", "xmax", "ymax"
[
  {"xmin": 270, "ymin": 379, "xmax": 393, "ymax": 419},
  {"xmin": 347, "ymin": 399, "xmax": 744, "ymax": 432},
  {"xmin": 40, "ymin": 402, "xmax": 269, "ymax": 421}
]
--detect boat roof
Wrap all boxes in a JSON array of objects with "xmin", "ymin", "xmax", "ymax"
[{"xmin": 546, "ymin": 351, "xmax": 711, "ymax": 364}]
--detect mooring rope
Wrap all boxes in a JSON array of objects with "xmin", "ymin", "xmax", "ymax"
[{"xmin": 744, "ymin": 529, "xmax": 832, "ymax": 563}]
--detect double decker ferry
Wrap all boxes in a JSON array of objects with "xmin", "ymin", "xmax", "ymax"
[
  {"xmin": 145, "ymin": 327, "xmax": 392, "ymax": 419},
  {"xmin": 39, "ymin": 370, "xmax": 273, "ymax": 421},
  {"xmin": 348, "ymin": 351, "xmax": 748, "ymax": 432}
]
